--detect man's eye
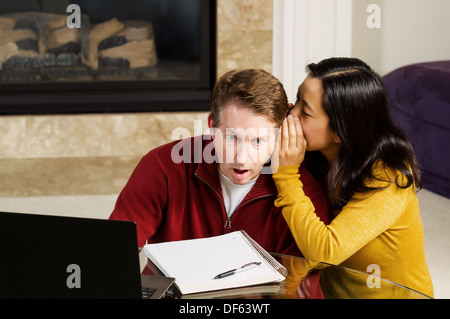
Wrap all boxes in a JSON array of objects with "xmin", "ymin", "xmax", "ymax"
[
  {"xmin": 226, "ymin": 135, "xmax": 238, "ymax": 141},
  {"xmin": 253, "ymin": 138, "xmax": 265, "ymax": 145}
]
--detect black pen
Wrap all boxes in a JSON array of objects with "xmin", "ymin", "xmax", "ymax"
[{"xmin": 214, "ymin": 262, "xmax": 261, "ymax": 279}]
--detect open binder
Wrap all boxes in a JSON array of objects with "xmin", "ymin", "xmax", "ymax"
[{"xmin": 143, "ymin": 231, "xmax": 288, "ymax": 295}]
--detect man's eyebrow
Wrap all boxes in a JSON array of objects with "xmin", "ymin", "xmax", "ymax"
[{"xmin": 226, "ymin": 128, "xmax": 270, "ymax": 138}]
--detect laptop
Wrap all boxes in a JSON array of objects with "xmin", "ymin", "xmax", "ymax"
[{"xmin": 0, "ymin": 211, "xmax": 175, "ymax": 299}]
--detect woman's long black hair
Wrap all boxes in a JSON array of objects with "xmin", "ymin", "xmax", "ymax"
[{"xmin": 304, "ymin": 57, "xmax": 422, "ymax": 210}]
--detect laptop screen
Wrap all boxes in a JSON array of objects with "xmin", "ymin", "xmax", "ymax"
[{"xmin": 0, "ymin": 211, "xmax": 142, "ymax": 299}]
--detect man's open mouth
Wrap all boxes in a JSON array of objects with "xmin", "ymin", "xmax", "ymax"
[
  {"xmin": 232, "ymin": 168, "xmax": 251, "ymax": 180},
  {"xmin": 233, "ymin": 168, "xmax": 249, "ymax": 175}
]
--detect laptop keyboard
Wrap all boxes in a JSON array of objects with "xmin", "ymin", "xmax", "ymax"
[{"xmin": 141, "ymin": 287, "xmax": 157, "ymax": 299}]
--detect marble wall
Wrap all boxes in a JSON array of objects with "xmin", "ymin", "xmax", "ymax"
[
  {"xmin": 217, "ymin": 0, "xmax": 273, "ymax": 77},
  {"xmin": 0, "ymin": 0, "xmax": 273, "ymax": 161},
  {"xmin": 0, "ymin": 113, "xmax": 209, "ymax": 159}
]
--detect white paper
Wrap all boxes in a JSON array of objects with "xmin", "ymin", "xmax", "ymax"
[{"xmin": 143, "ymin": 231, "xmax": 285, "ymax": 295}]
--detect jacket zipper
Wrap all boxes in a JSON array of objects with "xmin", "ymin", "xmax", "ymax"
[
  {"xmin": 195, "ymin": 173, "xmax": 274, "ymax": 228},
  {"xmin": 224, "ymin": 194, "xmax": 274, "ymax": 228},
  {"xmin": 195, "ymin": 173, "xmax": 227, "ymax": 224}
]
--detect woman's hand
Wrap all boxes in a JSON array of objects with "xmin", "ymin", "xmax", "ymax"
[{"xmin": 275, "ymin": 115, "xmax": 307, "ymax": 168}]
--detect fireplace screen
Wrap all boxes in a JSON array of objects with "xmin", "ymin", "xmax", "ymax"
[{"xmin": 0, "ymin": 0, "xmax": 216, "ymax": 114}]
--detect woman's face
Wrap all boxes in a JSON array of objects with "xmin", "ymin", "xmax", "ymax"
[{"xmin": 289, "ymin": 75, "xmax": 341, "ymax": 162}]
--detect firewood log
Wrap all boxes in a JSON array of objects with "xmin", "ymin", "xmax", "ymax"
[
  {"xmin": 0, "ymin": 17, "xmax": 15, "ymax": 30},
  {"xmin": 47, "ymin": 27, "xmax": 81, "ymax": 51},
  {"xmin": 0, "ymin": 30, "xmax": 38, "ymax": 46},
  {"xmin": 118, "ymin": 21, "xmax": 155, "ymax": 42},
  {"xmin": 81, "ymin": 18, "xmax": 125, "ymax": 70},
  {"xmin": 0, "ymin": 42, "xmax": 39, "ymax": 70},
  {"xmin": 99, "ymin": 40, "xmax": 157, "ymax": 68}
]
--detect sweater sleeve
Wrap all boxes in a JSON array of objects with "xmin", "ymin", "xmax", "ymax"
[
  {"xmin": 109, "ymin": 151, "xmax": 168, "ymax": 248},
  {"xmin": 298, "ymin": 164, "xmax": 330, "ymax": 225},
  {"xmin": 273, "ymin": 165, "xmax": 411, "ymax": 265}
]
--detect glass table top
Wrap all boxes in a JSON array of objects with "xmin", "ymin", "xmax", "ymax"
[{"xmin": 145, "ymin": 253, "xmax": 432, "ymax": 299}]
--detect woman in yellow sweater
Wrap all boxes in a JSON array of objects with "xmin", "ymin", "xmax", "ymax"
[{"xmin": 273, "ymin": 57, "xmax": 433, "ymax": 298}]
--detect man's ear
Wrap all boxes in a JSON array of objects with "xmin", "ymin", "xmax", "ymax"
[{"xmin": 207, "ymin": 114, "xmax": 215, "ymax": 140}]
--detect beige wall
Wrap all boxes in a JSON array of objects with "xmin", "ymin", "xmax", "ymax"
[
  {"xmin": 352, "ymin": 0, "xmax": 450, "ymax": 76},
  {"xmin": 0, "ymin": 0, "xmax": 274, "ymax": 160}
]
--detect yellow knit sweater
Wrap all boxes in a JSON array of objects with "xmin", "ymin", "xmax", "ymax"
[{"xmin": 273, "ymin": 164, "xmax": 434, "ymax": 298}]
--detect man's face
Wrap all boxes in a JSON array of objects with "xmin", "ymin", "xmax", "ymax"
[{"xmin": 210, "ymin": 103, "xmax": 279, "ymax": 185}]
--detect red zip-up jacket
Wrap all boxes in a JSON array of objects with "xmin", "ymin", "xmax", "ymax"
[{"xmin": 110, "ymin": 136, "xmax": 329, "ymax": 256}]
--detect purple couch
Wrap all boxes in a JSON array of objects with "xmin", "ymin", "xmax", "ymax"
[{"xmin": 383, "ymin": 60, "xmax": 450, "ymax": 198}]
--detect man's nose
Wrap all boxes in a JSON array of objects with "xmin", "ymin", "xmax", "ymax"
[{"xmin": 235, "ymin": 142, "xmax": 250, "ymax": 163}]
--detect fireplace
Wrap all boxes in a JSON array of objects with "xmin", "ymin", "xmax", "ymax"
[{"xmin": 0, "ymin": 0, "xmax": 216, "ymax": 115}]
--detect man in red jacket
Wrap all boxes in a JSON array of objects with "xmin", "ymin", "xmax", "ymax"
[{"xmin": 109, "ymin": 69, "xmax": 329, "ymax": 257}]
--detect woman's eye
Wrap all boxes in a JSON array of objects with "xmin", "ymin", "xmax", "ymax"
[{"xmin": 302, "ymin": 109, "xmax": 311, "ymax": 117}]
